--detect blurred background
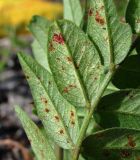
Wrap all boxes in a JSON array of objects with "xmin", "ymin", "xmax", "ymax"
[{"xmin": 0, "ymin": 0, "xmax": 128, "ymax": 160}]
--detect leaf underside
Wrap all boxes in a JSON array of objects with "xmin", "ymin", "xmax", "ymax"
[
  {"xmin": 15, "ymin": 106, "xmax": 56, "ymax": 160},
  {"xmin": 47, "ymin": 20, "xmax": 103, "ymax": 108},
  {"xmin": 18, "ymin": 53, "xmax": 79, "ymax": 149},
  {"xmin": 84, "ymin": 0, "xmax": 132, "ymax": 66}
]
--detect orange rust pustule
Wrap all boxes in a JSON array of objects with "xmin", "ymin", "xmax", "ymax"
[
  {"xmin": 67, "ymin": 56, "xmax": 73, "ymax": 63},
  {"xmin": 59, "ymin": 129, "xmax": 64, "ymax": 134},
  {"xmin": 49, "ymin": 42, "xmax": 55, "ymax": 51},
  {"xmin": 54, "ymin": 115, "xmax": 60, "ymax": 122},
  {"xmin": 95, "ymin": 11, "xmax": 105, "ymax": 25},
  {"xmin": 70, "ymin": 111, "xmax": 74, "ymax": 117},
  {"xmin": 71, "ymin": 120, "xmax": 75, "ymax": 126},
  {"xmin": 45, "ymin": 108, "xmax": 50, "ymax": 113},
  {"xmin": 121, "ymin": 150, "xmax": 131, "ymax": 158},
  {"xmin": 127, "ymin": 135, "xmax": 136, "ymax": 148},
  {"xmin": 53, "ymin": 33, "xmax": 64, "ymax": 45},
  {"xmin": 63, "ymin": 87, "xmax": 69, "ymax": 93},
  {"xmin": 41, "ymin": 97, "xmax": 48, "ymax": 104}
]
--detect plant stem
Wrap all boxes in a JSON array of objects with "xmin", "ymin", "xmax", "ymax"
[
  {"xmin": 72, "ymin": 70, "xmax": 115, "ymax": 160},
  {"xmin": 55, "ymin": 145, "xmax": 63, "ymax": 160}
]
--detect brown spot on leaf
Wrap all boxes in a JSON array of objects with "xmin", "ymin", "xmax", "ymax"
[
  {"xmin": 67, "ymin": 56, "xmax": 73, "ymax": 63},
  {"xmin": 63, "ymin": 87, "xmax": 69, "ymax": 93},
  {"xmin": 71, "ymin": 120, "xmax": 75, "ymax": 126},
  {"xmin": 53, "ymin": 33, "xmax": 64, "ymax": 45},
  {"xmin": 54, "ymin": 115, "xmax": 60, "ymax": 122},
  {"xmin": 127, "ymin": 135, "xmax": 136, "ymax": 148},
  {"xmin": 49, "ymin": 42, "xmax": 55, "ymax": 51},
  {"xmin": 88, "ymin": 8, "xmax": 93, "ymax": 16},
  {"xmin": 70, "ymin": 111, "xmax": 74, "ymax": 117},
  {"xmin": 59, "ymin": 129, "xmax": 64, "ymax": 134},
  {"xmin": 41, "ymin": 97, "xmax": 48, "ymax": 104},
  {"xmin": 69, "ymin": 84, "xmax": 77, "ymax": 88},
  {"xmin": 45, "ymin": 108, "xmax": 50, "ymax": 113},
  {"xmin": 121, "ymin": 150, "xmax": 131, "ymax": 158},
  {"xmin": 95, "ymin": 11, "xmax": 105, "ymax": 25}
]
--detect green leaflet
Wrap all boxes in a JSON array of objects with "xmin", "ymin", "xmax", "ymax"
[
  {"xmin": 47, "ymin": 20, "xmax": 103, "ymax": 108},
  {"xmin": 32, "ymin": 40, "xmax": 50, "ymax": 71},
  {"xmin": 126, "ymin": 0, "xmax": 140, "ymax": 34},
  {"xmin": 29, "ymin": 15, "xmax": 51, "ymax": 71},
  {"xmin": 15, "ymin": 106, "xmax": 56, "ymax": 160},
  {"xmin": 18, "ymin": 53, "xmax": 79, "ymax": 149},
  {"xmin": 63, "ymin": 0, "xmax": 83, "ymax": 26},
  {"xmin": 82, "ymin": 128, "xmax": 140, "ymax": 160},
  {"xmin": 95, "ymin": 89, "xmax": 140, "ymax": 129},
  {"xmin": 84, "ymin": 0, "xmax": 132, "ymax": 66},
  {"xmin": 112, "ymin": 54, "xmax": 140, "ymax": 89}
]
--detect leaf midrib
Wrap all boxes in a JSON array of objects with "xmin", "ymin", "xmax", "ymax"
[
  {"xmin": 56, "ymin": 21, "xmax": 90, "ymax": 108},
  {"xmin": 103, "ymin": 0, "xmax": 114, "ymax": 64}
]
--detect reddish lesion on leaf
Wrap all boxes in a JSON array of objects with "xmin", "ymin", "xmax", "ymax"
[
  {"xmin": 95, "ymin": 11, "xmax": 105, "ymax": 25},
  {"xmin": 66, "ymin": 56, "xmax": 73, "ymax": 63},
  {"xmin": 127, "ymin": 135, "xmax": 136, "ymax": 148},
  {"xmin": 54, "ymin": 115, "xmax": 60, "ymax": 122},
  {"xmin": 59, "ymin": 129, "xmax": 64, "ymax": 135},
  {"xmin": 45, "ymin": 108, "xmax": 50, "ymax": 113},
  {"xmin": 49, "ymin": 42, "xmax": 55, "ymax": 51},
  {"xmin": 53, "ymin": 33, "xmax": 65, "ymax": 45},
  {"xmin": 120, "ymin": 150, "xmax": 131, "ymax": 158},
  {"xmin": 41, "ymin": 97, "xmax": 48, "ymax": 104},
  {"xmin": 63, "ymin": 84, "xmax": 77, "ymax": 93}
]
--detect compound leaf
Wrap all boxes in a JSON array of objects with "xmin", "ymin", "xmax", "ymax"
[
  {"xmin": 95, "ymin": 89, "xmax": 140, "ymax": 129},
  {"xmin": 18, "ymin": 53, "xmax": 79, "ymax": 149},
  {"xmin": 15, "ymin": 106, "xmax": 56, "ymax": 160},
  {"xmin": 82, "ymin": 128, "xmax": 140, "ymax": 160},
  {"xmin": 84, "ymin": 0, "xmax": 132, "ymax": 66},
  {"xmin": 126, "ymin": 0, "xmax": 140, "ymax": 34},
  {"xmin": 47, "ymin": 20, "xmax": 103, "ymax": 108},
  {"xmin": 63, "ymin": 0, "xmax": 83, "ymax": 26}
]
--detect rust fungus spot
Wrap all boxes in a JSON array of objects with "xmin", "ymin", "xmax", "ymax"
[
  {"xmin": 127, "ymin": 135, "xmax": 136, "ymax": 148},
  {"xmin": 88, "ymin": 8, "xmax": 93, "ymax": 16},
  {"xmin": 71, "ymin": 120, "xmax": 75, "ymax": 126},
  {"xmin": 121, "ymin": 150, "xmax": 131, "ymax": 158},
  {"xmin": 41, "ymin": 97, "xmax": 48, "ymax": 104},
  {"xmin": 54, "ymin": 115, "xmax": 60, "ymax": 122},
  {"xmin": 45, "ymin": 108, "xmax": 50, "ymax": 113},
  {"xmin": 59, "ymin": 129, "xmax": 64, "ymax": 134},
  {"xmin": 63, "ymin": 87, "xmax": 69, "ymax": 93},
  {"xmin": 53, "ymin": 33, "xmax": 64, "ymax": 45},
  {"xmin": 95, "ymin": 11, "xmax": 105, "ymax": 25},
  {"xmin": 70, "ymin": 111, "xmax": 74, "ymax": 117},
  {"xmin": 49, "ymin": 42, "xmax": 55, "ymax": 51},
  {"xmin": 94, "ymin": 77, "xmax": 98, "ymax": 81},
  {"xmin": 67, "ymin": 56, "xmax": 73, "ymax": 63}
]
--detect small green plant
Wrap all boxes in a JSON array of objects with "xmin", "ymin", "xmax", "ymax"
[{"xmin": 15, "ymin": 0, "xmax": 140, "ymax": 160}]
